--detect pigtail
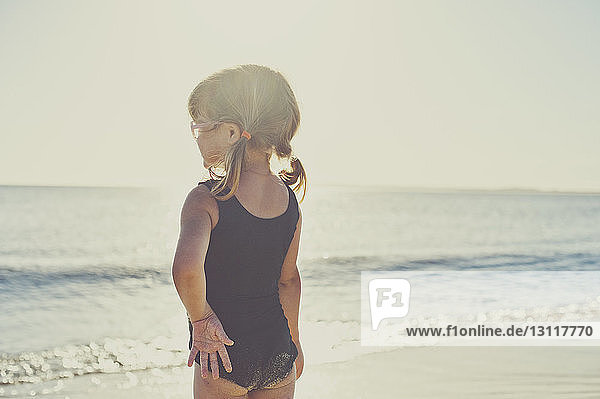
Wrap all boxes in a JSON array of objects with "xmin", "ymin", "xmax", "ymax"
[
  {"xmin": 279, "ymin": 156, "xmax": 307, "ymax": 203},
  {"xmin": 210, "ymin": 129, "xmax": 249, "ymax": 201}
]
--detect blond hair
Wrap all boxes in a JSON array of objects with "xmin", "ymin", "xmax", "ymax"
[{"xmin": 188, "ymin": 64, "xmax": 307, "ymax": 203}]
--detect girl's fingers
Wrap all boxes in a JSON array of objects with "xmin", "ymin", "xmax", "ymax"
[
  {"xmin": 190, "ymin": 313, "xmax": 233, "ymax": 378},
  {"xmin": 216, "ymin": 328, "xmax": 235, "ymax": 345},
  {"xmin": 200, "ymin": 351, "xmax": 209, "ymax": 378},
  {"xmin": 217, "ymin": 345, "xmax": 233, "ymax": 373},
  {"xmin": 187, "ymin": 347, "xmax": 198, "ymax": 367},
  {"xmin": 210, "ymin": 352, "xmax": 219, "ymax": 379}
]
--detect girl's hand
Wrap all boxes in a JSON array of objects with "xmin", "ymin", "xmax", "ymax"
[
  {"xmin": 188, "ymin": 311, "xmax": 235, "ymax": 379},
  {"xmin": 293, "ymin": 339, "xmax": 304, "ymax": 379}
]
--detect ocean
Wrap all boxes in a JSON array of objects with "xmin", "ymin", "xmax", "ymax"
[{"xmin": 1, "ymin": 184, "xmax": 599, "ymax": 395}]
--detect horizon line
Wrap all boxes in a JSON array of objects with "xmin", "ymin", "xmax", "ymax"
[{"xmin": 1, "ymin": 182, "xmax": 599, "ymax": 195}]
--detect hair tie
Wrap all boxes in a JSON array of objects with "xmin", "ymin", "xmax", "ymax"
[{"xmin": 241, "ymin": 130, "xmax": 252, "ymax": 140}]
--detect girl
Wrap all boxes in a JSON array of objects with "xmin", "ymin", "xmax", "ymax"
[{"xmin": 172, "ymin": 64, "xmax": 307, "ymax": 399}]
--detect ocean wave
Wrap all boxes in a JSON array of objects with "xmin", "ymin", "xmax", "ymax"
[
  {"xmin": 0, "ymin": 266, "xmax": 168, "ymax": 288},
  {"xmin": 300, "ymin": 250, "xmax": 600, "ymax": 272}
]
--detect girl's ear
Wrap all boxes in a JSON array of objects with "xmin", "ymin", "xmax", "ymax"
[{"xmin": 225, "ymin": 122, "xmax": 241, "ymax": 142}]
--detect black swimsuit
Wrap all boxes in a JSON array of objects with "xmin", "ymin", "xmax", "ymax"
[{"xmin": 187, "ymin": 178, "xmax": 299, "ymax": 391}]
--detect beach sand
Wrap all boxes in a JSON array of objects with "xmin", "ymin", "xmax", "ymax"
[
  {"xmin": 11, "ymin": 346, "xmax": 599, "ymax": 398},
  {"xmin": 297, "ymin": 346, "xmax": 600, "ymax": 398}
]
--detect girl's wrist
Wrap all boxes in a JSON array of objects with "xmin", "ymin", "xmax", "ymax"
[{"xmin": 189, "ymin": 310, "xmax": 214, "ymax": 324}]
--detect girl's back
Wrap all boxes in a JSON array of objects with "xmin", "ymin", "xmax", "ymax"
[{"xmin": 187, "ymin": 176, "xmax": 300, "ymax": 390}]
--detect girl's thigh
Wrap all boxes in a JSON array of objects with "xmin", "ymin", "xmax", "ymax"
[{"xmin": 194, "ymin": 362, "xmax": 249, "ymax": 399}]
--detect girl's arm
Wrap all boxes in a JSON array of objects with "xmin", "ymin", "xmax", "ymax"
[
  {"xmin": 172, "ymin": 186, "xmax": 216, "ymax": 322},
  {"xmin": 278, "ymin": 206, "xmax": 303, "ymax": 343}
]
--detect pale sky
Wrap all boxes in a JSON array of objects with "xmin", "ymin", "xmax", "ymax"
[{"xmin": 1, "ymin": 0, "xmax": 598, "ymax": 191}]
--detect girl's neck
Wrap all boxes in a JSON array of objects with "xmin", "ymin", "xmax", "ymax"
[
  {"xmin": 242, "ymin": 169, "xmax": 272, "ymax": 176},
  {"xmin": 242, "ymin": 149, "xmax": 273, "ymax": 176}
]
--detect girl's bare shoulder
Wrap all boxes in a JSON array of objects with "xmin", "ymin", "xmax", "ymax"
[{"xmin": 181, "ymin": 181, "xmax": 219, "ymax": 229}]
